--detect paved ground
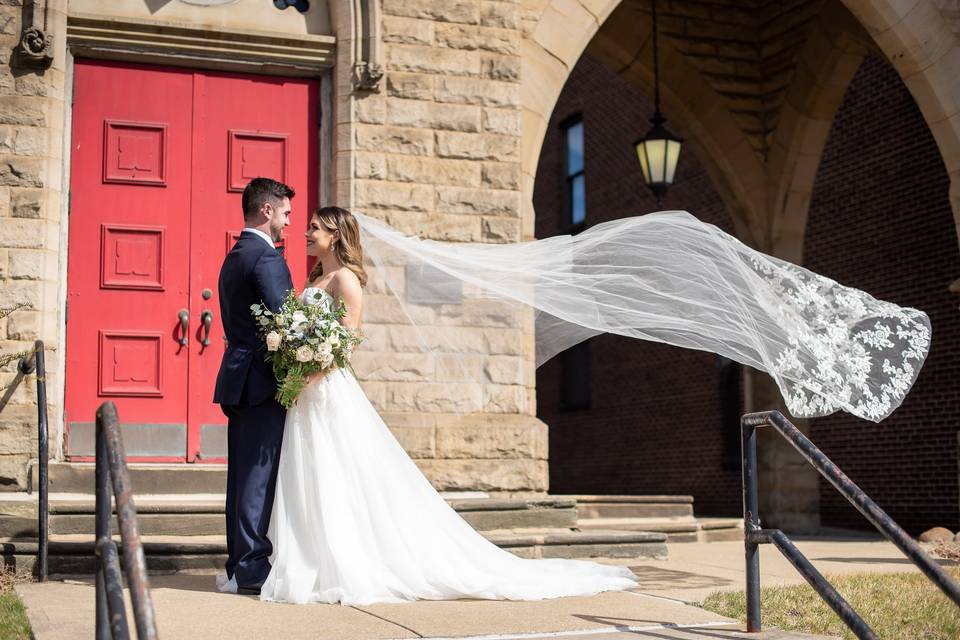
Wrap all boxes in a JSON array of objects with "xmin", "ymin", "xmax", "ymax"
[{"xmin": 17, "ymin": 537, "xmax": 941, "ymax": 640}]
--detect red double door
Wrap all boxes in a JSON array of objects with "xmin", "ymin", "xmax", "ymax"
[{"xmin": 66, "ymin": 60, "xmax": 317, "ymax": 462}]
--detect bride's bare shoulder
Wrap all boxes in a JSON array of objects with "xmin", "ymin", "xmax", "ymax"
[
  {"xmin": 330, "ymin": 269, "xmax": 362, "ymax": 308},
  {"xmin": 332, "ymin": 268, "xmax": 361, "ymax": 291}
]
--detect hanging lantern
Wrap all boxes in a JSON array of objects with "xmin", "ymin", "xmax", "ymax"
[
  {"xmin": 635, "ymin": 0, "xmax": 683, "ymax": 205},
  {"xmin": 634, "ymin": 113, "xmax": 682, "ymax": 203}
]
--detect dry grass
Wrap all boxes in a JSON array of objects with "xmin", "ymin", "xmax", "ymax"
[
  {"xmin": 0, "ymin": 565, "xmax": 32, "ymax": 640},
  {"xmin": 700, "ymin": 568, "xmax": 960, "ymax": 640}
]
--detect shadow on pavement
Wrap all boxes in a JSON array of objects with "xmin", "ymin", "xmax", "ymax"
[
  {"xmin": 574, "ymin": 613, "xmax": 687, "ymax": 627},
  {"xmin": 144, "ymin": 573, "xmax": 234, "ymax": 595},
  {"xmin": 571, "ymin": 615, "xmax": 746, "ymax": 639},
  {"xmin": 627, "ymin": 566, "xmax": 734, "ymax": 590}
]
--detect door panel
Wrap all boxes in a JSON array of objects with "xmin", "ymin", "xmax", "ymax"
[
  {"xmin": 187, "ymin": 71, "xmax": 318, "ymax": 461},
  {"xmin": 66, "ymin": 61, "xmax": 193, "ymax": 459}
]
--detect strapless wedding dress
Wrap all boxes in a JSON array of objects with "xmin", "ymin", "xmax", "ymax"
[{"xmin": 249, "ymin": 287, "xmax": 638, "ymax": 605}]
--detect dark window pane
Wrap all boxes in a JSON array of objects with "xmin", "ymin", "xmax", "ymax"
[
  {"xmin": 560, "ymin": 340, "xmax": 591, "ymax": 411},
  {"xmin": 565, "ymin": 121, "xmax": 584, "ymax": 176},
  {"xmin": 719, "ymin": 356, "xmax": 742, "ymax": 471},
  {"xmin": 570, "ymin": 174, "xmax": 586, "ymax": 225}
]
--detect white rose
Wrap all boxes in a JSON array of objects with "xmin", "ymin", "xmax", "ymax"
[
  {"xmin": 291, "ymin": 311, "xmax": 308, "ymax": 331},
  {"xmin": 320, "ymin": 353, "xmax": 334, "ymax": 369},
  {"xmin": 295, "ymin": 345, "xmax": 314, "ymax": 362},
  {"xmin": 265, "ymin": 332, "xmax": 281, "ymax": 351},
  {"xmin": 317, "ymin": 341, "xmax": 333, "ymax": 356}
]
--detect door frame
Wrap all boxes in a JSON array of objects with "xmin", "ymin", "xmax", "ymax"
[{"xmin": 57, "ymin": 19, "xmax": 335, "ymax": 463}]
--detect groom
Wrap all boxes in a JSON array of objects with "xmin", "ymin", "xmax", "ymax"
[{"xmin": 214, "ymin": 177, "xmax": 295, "ymax": 594}]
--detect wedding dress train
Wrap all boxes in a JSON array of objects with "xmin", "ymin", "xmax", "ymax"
[{"xmin": 253, "ymin": 289, "xmax": 637, "ymax": 605}]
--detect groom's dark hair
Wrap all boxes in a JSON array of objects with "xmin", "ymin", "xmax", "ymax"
[{"xmin": 242, "ymin": 177, "xmax": 296, "ymax": 221}]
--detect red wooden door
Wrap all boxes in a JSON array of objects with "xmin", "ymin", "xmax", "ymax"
[
  {"xmin": 187, "ymin": 72, "xmax": 316, "ymax": 461},
  {"xmin": 66, "ymin": 60, "xmax": 317, "ymax": 462}
]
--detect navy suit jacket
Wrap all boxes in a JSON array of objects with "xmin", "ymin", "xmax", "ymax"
[{"xmin": 214, "ymin": 232, "xmax": 293, "ymax": 407}]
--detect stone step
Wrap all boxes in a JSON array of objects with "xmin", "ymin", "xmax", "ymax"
[
  {"xmin": 32, "ymin": 463, "xmax": 228, "ymax": 494},
  {"xmin": 562, "ymin": 495, "xmax": 695, "ymax": 520},
  {"xmin": 577, "ymin": 516, "xmax": 743, "ymax": 543},
  {"xmin": 1, "ymin": 528, "xmax": 667, "ymax": 574},
  {"xmin": 0, "ymin": 493, "xmax": 578, "ymax": 537}
]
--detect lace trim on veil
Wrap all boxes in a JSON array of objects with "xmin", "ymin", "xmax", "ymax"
[{"xmin": 352, "ymin": 210, "xmax": 930, "ymax": 423}]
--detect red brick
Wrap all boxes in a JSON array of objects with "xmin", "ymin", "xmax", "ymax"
[{"xmin": 804, "ymin": 55, "xmax": 959, "ymax": 534}]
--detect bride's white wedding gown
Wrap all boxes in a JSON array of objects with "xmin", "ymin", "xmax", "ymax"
[{"xmin": 248, "ymin": 287, "xmax": 638, "ymax": 605}]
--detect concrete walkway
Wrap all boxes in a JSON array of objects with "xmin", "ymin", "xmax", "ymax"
[{"xmin": 17, "ymin": 537, "xmax": 937, "ymax": 640}]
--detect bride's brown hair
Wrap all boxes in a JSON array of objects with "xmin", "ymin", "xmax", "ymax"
[{"xmin": 307, "ymin": 206, "xmax": 368, "ymax": 287}]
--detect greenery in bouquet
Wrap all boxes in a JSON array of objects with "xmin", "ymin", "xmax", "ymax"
[{"xmin": 251, "ymin": 289, "xmax": 363, "ymax": 409}]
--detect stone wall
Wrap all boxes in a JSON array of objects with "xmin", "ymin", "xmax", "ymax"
[
  {"xmin": 342, "ymin": 0, "xmax": 548, "ymax": 493},
  {"xmin": 0, "ymin": 0, "xmax": 547, "ymax": 496},
  {"xmin": 0, "ymin": 0, "xmax": 68, "ymax": 488}
]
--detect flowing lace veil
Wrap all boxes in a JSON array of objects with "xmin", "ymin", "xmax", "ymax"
[{"xmin": 353, "ymin": 210, "xmax": 930, "ymax": 423}]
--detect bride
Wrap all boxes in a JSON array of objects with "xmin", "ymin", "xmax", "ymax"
[
  {"xmin": 253, "ymin": 206, "xmax": 639, "ymax": 605},
  {"xmin": 222, "ymin": 202, "xmax": 929, "ymax": 605}
]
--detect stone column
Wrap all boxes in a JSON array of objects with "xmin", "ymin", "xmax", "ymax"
[
  {"xmin": 0, "ymin": 0, "xmax": 68, "ymax": 488},
  {"xmin": 747, "ymin": 369, "xmax": 821, "ymax": 533}
]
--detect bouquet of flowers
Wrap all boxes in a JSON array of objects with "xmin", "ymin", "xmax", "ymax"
[{"xmin": 251, "ymin": 289, "xmax": 363, "ymax": 409}]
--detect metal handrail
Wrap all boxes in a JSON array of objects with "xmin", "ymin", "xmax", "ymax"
[
  {"xmin": 95, "ymin": 401, "xmax": 158, "ymax": 640},
  {"xmin": 742, "ymin": 410, "xmax": 960, "ymax": 639},
  {"xmin": 0, "ymin": 340, "xmax": 48, "ymax": 581}
]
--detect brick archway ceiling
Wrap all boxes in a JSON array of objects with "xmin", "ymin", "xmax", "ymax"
[{"xmin": 626, "ymin": 0, "xmax": 826, "ymax": 162}]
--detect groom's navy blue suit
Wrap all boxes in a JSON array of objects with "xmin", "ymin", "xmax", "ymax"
[{"xmin": 214, "ymin": 230, "xmax": 293, "ymax": 590}]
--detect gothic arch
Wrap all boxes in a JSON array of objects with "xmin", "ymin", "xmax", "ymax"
[{"xmin": 519, "ymin": 0, "xmax": 960, "ymax": 250}]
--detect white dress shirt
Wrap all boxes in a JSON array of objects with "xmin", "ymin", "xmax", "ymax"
[{"xmin": 241, "ymin": 227, "xmax": 275, "ymax": 249}]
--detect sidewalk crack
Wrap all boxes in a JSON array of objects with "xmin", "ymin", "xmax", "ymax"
[{"xmin": 350, "ymin": 605, "xmax": 425, "ymax": 638}]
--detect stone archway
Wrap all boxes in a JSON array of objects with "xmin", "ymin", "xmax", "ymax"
[
  {"xmin": 766, "ymin": 2, "xmax": 874, "ymax": 262},
  {"xmin": 519, "ymin": 0, "xmax": 960, "ymax": 251},
  {"xmin": 519, "ymin": 0, "xmax": 960, "ymax": 532}
]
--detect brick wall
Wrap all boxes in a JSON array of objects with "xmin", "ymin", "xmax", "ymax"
[
  {"xmin": 533, "ymin": 54, "xmax": 744, "ymax": 516},
  {"xmin": 805, "ymin": 54, "xmax": 960, "ymax": 534}
]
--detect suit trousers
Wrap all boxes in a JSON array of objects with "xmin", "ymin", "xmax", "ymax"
[{"xmin": 223, "ymin": 399, "xmax": 286, "ymax": 589}]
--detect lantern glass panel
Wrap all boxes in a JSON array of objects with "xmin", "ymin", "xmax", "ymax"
[
  {"xmin": 664, "ymin": 139, "xmax": 681, "ymax": 183},
  {"xmin": 635, "ymin": 142, "xmax": 651, "ymax": 183},
  {"xmin": 645, "ymin": 138, "xmax": 667, "ymax": 183}
]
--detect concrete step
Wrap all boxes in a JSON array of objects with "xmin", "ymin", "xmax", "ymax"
[
  {"xmin": 577, "ymin": 516, "xmax": 743, "ymax": 542},
  {"xmin": 562, "ymin": 495, "xmax": 695, "ymax": 519},
  {"xmin": 2, "ymin": 528, "xmax": 667, "ymax": 574},
  {"xmin": 0, "ymin": 492, "xmax": 578, "ymax": 537}
]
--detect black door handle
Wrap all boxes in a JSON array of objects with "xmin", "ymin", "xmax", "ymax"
[{"xmin": 200, "ymin": 310, "xmax": 213, "ymax": 347}]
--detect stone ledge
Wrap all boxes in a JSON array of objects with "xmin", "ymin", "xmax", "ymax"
[{"xmin": 67, "ymin": 13, "xmax": 335, "ymax": 76}]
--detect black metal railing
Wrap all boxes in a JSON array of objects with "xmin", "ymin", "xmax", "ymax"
[
  {"xmin": 742, "ymin": 410, "xmax": 960, "ymax": 639},
  {"xmin": 95, "ymin": 401, "xmax": 158, "ymax": 640},
  {"xmin": 0, "ymin": 340, "xmax": 48, "ymax": 581}
]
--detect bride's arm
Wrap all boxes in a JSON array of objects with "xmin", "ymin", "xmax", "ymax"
[{"xmin": 334, "ymin": 270, "xmax": 363, "ymax": 331}]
